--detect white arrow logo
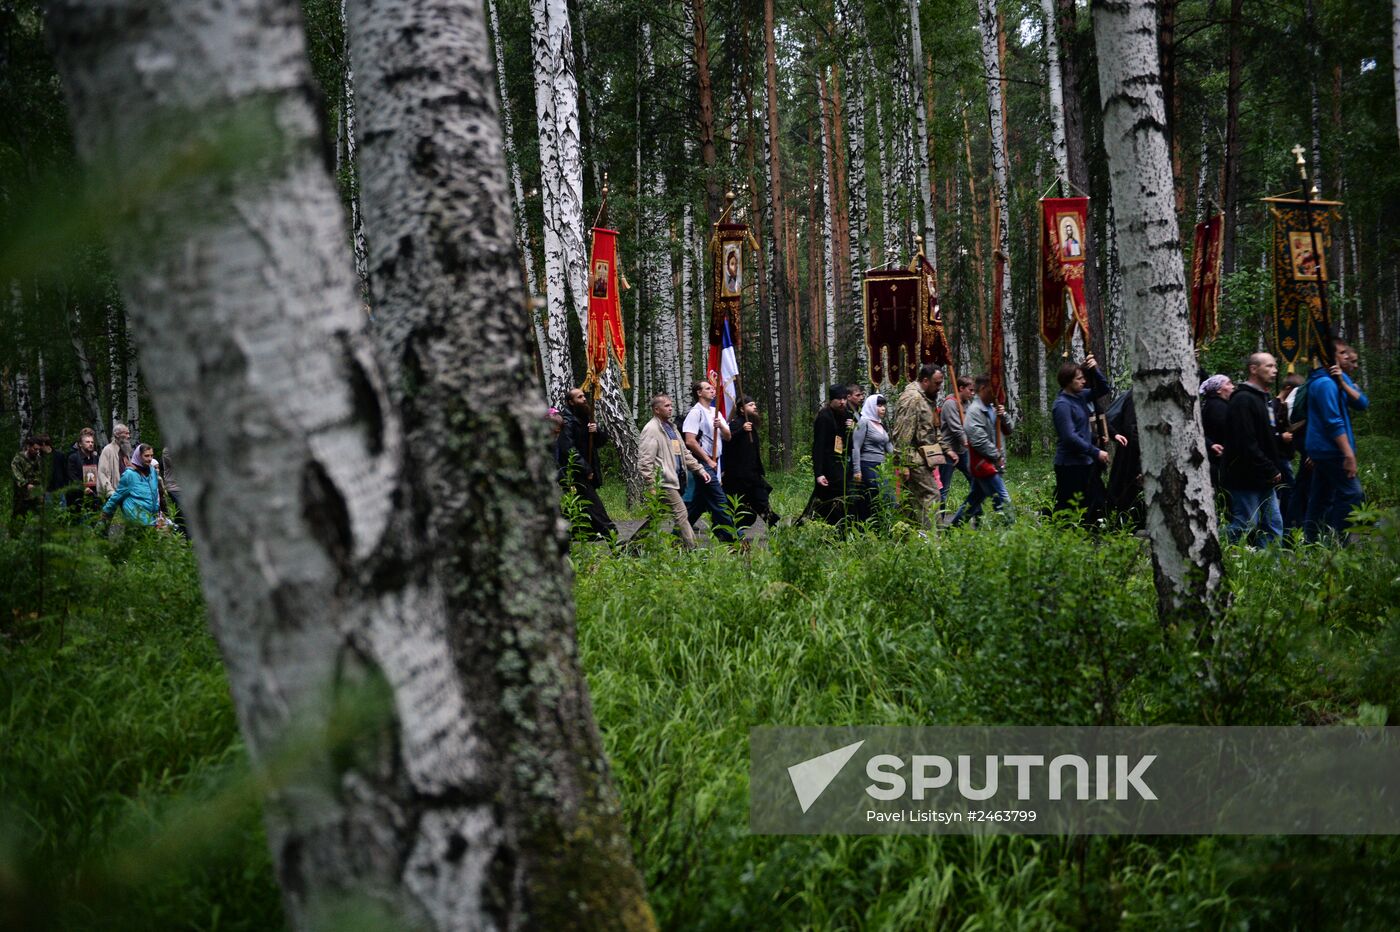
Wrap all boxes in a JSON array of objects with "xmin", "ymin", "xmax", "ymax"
[{"xmin": 787, "ymin": 740, "xmax": 866, "ymax": 813}]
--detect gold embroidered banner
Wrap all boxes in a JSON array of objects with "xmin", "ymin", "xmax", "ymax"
[{"xmin": 1265, "ymin": 197, "xmax": 1340, "ymax": 371}]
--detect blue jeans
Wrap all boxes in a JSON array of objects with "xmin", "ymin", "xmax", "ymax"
[
  {"xmin": 858, "ymin": 459, "xmax": 895, "ymax": 514},
  {"xmin": 1304, "ymin": 457, "xmax": 1364, "ymax": 542},
  {"xmin": 951, "ymin": 471, "xmax": 1012, "ymax": 526},
  {"xmin": 1225, "ymin": 486, "xmax": 1283, "ymax": 545},
  {"xmin": 938, "ymin": 453, "xmax": 972, "ymax": 504},
  {"xmin": 686, "ymin": 464, "xmax": 738, "ymax": 542}
]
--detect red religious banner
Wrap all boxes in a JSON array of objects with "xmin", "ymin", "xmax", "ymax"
[
  {"xmin": 1190, "ymin": 213, "xmax": 1224, "ymax": 346},
  {"xmin": 913, "ymin": 254, "xmax": 951, "ymax": 366},
  {"xmin": 863, "ymin": 269, "xmax": 923, "ymax": 385},
  {"xmin": 582, "ymin": 227, "xmax": 629, "ymax": 397},
  {"xmin": 1040, "ymin": 197, "xmax": 1090, "ymax": 348},
  {"xmin": 707, "ymin": 221, "xmax": 758, "ymax": 416},
  {"xmin": 989, "ymin": 251, "xmax": 1007, "ymax": 407}
]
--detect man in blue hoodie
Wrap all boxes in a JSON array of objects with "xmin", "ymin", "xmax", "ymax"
[{"xmin": 1303, "ymin": 339, "xmax": 1367, "ymax": 542}]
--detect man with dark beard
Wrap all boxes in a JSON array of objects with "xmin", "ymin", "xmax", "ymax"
[{"xmin": 556, "ymin": 387, "xmax": 617, "ymax": 541}]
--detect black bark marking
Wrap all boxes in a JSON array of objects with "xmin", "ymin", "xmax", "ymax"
[
  {"xmin": 342, "ymin": 338, "xmax": 386, "ymax": 456},
  {"xmin": 302, "ymin": 458, "xmax": 354, "ymax": 572}
]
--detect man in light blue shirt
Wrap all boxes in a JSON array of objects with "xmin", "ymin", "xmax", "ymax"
[{"xmin": 1303, "ymin": 340, "xmax": 1367, "ymax": 542}]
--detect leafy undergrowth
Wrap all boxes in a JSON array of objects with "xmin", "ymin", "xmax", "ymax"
[{"xmin": 2, "ymin": 473, "xmax": 1400, "ymax": 929}]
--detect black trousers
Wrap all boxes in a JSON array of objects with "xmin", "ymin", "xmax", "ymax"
[
  {"xmin": 1053, "ymin": 463, "xmax": 1106, "ymax": 524},
  {"xmin": 564, "ymin": 481, "xmax": 617, "ymax": 540}
]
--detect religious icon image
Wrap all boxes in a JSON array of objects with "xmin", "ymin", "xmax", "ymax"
[
  {"xmin": 591, "ymin": 260, "xmax": 610, "ymax": 298},
  {"xmin": 1058, "ymin": 215, "xmax": 1083, "ymax": 259},
  {"xmin": 1288, "ymin": 232, "xmax": 1326, "ymax": 281},
  {"xmin": 722, "ymin": 242, "xmax": 743, "ymax": 296}
]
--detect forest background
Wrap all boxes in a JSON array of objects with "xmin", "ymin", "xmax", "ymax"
[
  {"xmin": 2, "ymin": 0, "xmax": 1399, "ymax": 459},
  {"xmin": 3, "ymin": 0, "xmax": 1400, "ymax": 928}
]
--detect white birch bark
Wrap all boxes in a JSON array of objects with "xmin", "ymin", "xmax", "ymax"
[
  {"xmin": 836, "ymin": 0, "xmax": 870, "ymax": 379},
  {"xmin": 681, "ymin": 205, "xmax": 697, "ymax": 381},
  {"xmin": 761, "ymin": 97, "xmax": 782, "ymax": 418},
  {"xmin": 48, "ymin": 0, "xmax": 402, "ymax": 923},
  {"xmin": 533, "ymin": 0, "xmax": 641, "ymax": 497},
  {"xmin": 873, "ymin": 91, "xmax": 895, "ymax": 260},
  {"xmin": 1193, "ymin": 110, "xmax": 1212, "ymax": 220},
  {"xmin": 106, "ymin": 302, "xmax": 120, "ymax": 431},
  {"xmin": 124, "ymin": 334, "xmax": 139, "ymax": 442},
  {"xmin": 530, "ymin": 0, "xmax": 580, "ymax": 401},
  {"xmin": 339, "ymin": 0, "xmax": 371, "ymax": 305},
  {"xmin": 819, "ymin": 77, "xmax": 838, "ymax": 383},
  {"xmin": 1092, "ymin": 0, "xmax": 1226, "ymax": 626},
  {"xmin": 976, "ymin": 0, "xmax": 1020, "ymax": 422},
  {"xmin": 488, "ymin": 0, "xmax": 540, "ymax": 301},
  {"xmin": 907, "ymin": 0, "xmax": 937, "ymax": 254},
  {"xmin": 66, "ymin": 301, "xmax": 108, "ymax": 445},
  {"xmin": 1394, "ymin": 0, "xmax": 1400, "ymax": 152},
  {"xmin": 13, "ymin": 371, "xmax": 31, "ymax": 447},
  {"xmin": 350, "ymin": 0, "xmax": 653, "ymax": 921},
  {"xmin": 37, "ymin": 348, "xmax": 47, "ymax": 427},
  {"xmin": 1041, "ymin": 0, "xmax": 1069, "ymax": 186}
]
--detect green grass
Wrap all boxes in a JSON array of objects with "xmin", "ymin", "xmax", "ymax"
[{"xmin": 3, "ymin": 445, "xmax": 1400, "ymax": 929}]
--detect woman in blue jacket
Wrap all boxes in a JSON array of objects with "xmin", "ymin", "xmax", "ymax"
[
  {"xmin": 102, "ymin": 443, "xmax": 162, "ymax": 527},
  {"xmin": 1051, "ymin": 355, "xmax": 1125, "ymax": 523}
]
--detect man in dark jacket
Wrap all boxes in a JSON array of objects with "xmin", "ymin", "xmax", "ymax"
[
  {"xmin": 556, "ymin": 387, "xmax": 617, "ymax": 541},
  {"xmin": 1222, "ymin": 352, "xmax": 1284, "ymax": 544},
  {"xmin": 66, "ymin": 429, "xmax": 102, "ymax": 513},
  {"xmin": 810, "ymin": 384, "xmax": 849, "ymax": 526}
]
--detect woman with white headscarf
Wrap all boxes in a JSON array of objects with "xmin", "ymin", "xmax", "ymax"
[
  {"xmin": 852, "ymin": 393, "xmax": 900, "ymax": 519},
  {"xmin": 1199, "ymin": 374, "xmax": 1234, "ymax": 489}
]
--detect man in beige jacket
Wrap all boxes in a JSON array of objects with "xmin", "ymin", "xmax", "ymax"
[
  {"xmin": 97, "ymin": 422, "xmax": 131, "ymax": 501},
  {"xmin": 638, "ymin": 393, "xmax": 712, "ymax": 549}
]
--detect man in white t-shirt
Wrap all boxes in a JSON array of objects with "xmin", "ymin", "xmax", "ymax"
[{"xmin": 682, "ymin": 380, "xmax": 737, "ymax": 543}]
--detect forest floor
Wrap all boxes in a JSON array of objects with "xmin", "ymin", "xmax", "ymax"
[{"xmin": 3, "ymin": 439, "xmax": 1400, "ymax": 929}]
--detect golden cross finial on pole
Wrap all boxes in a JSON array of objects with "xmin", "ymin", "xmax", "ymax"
[{"xmin": 1291, "ymin": 144, "xmax": 1308, "ymax": 180}]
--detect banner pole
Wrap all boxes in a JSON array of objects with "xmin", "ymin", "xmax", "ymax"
[{"xmin": 1292, "ymin": 145, "xmax": 1336, "ymax": 378}]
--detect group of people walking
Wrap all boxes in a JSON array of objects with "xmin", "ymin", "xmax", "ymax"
[
  {"xmin": 8, "ymin": 423, "xmax": 185, "ymax": 534},
  {"xmin": 551, "ymin": 381, "xmax": 778, "ymax": 549},
  {"xmin": 1200, "ymin": 338, "xmax": 1368, "ymax": 545},
  {"xmin": 549, "ymin": 338, "xmax": 1370, "ymax": 550},
  {"xmin": 806, "ymin": 366, "xmax": 1016, "ymax": 531}
]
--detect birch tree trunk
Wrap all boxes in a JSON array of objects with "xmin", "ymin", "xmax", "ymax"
[
  {"xmin": 51, "ymin": 0, "xmax": 653, "ymax": 926},
  {"xmin": 350, "ymin": 0, "xmax": 649, "ymax": 910},
  {"xmin": 836, "ymin": 0, "xmax": 869, "ymax": 379},
  {"xmin": 764, "ymin": 0, "xmax": 794, "ymax": 461},
  {"xmin": 1394, "ymin": 0, "xmax": 1400, "ymax": 152},
  {"xmin": 1055, "ymin": 0, "xmax": 1109, "ymax": 370},
  {"xmin": 489, "ymin": 0, "xmax": 541, "ymax": 301},
  {"xmin": 907, "ymin": 0, "xmax": 937, "ymax": 254},
  {"xmin": 66, "ymin": 301, "xmax": 107, "ymax": 445},
  {"xmin": 105, "ymin": 302, "xmax": 120, "ymax": 430},
  {"xmin": 338, "ymin": 0, "xmax": 371, "ymax": 306},
  {"xmin": 976, "ymin": 0, "xmax": 1020, "ymax": 422},
  {"xmin": 124, "ymin": 334, "xmax": 140, "ymax": 442},
  {"xmin": 12, "ymin": 370, "xmax": 31, "ymax": 447},
  {"xmin": 1092, "ymin": 0, "xmax": 1226, "ymax": 628},
  {"xmin": 1041, "ymin": 0, "xmax": 1069, "ymax": 185},
  {"xmin": 530, "ymin": 0, "xmax": 581, "ymax": 400},
  {"xmin": 532, "ymin": 0, "xmax": 641, "ymax": 497},
  {"xmin": 819, "ymin": 71, "xmax": 838, "ymax": 384}
]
